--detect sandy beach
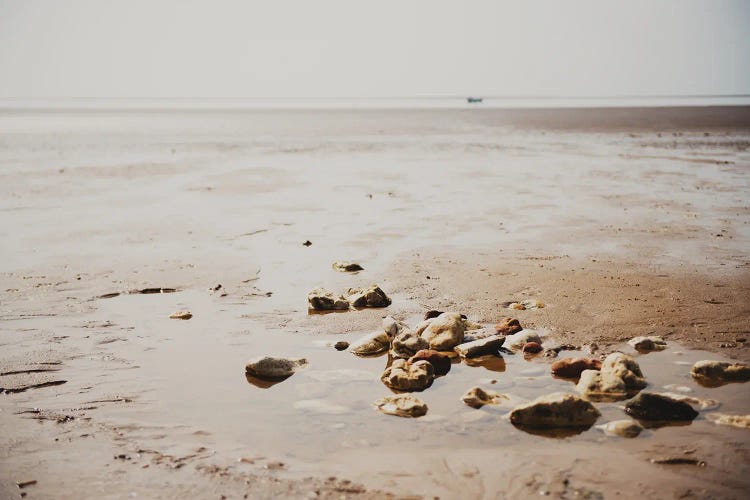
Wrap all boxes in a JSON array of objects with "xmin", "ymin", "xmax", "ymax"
[{"xmin": 1, "ymin": 106, "xmax": 750, "ymax": 499}]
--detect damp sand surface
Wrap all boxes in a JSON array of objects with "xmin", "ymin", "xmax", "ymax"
[{"xmin": 1, "ymin": 107, "xmax": 750, "ymax": 498}]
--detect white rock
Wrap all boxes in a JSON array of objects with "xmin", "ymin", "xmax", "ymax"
[
  {"xmin": 596, "ymin": 419, "xmax": 643, "ymax": 438},
  {"xmin": 504, "ymin": 330, "xmax": 543, "ymax": 351}
]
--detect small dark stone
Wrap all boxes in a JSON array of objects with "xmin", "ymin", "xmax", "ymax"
[
  {"xmin": 522, "ymin": 342, "xmax": 543, "ymax": 354},
  {"xmin": 625, "ymin": 393, "xmax": 698, "ymax": 421},
  {"xmin": 334, "ymin": 341, "xmax": 349, "ymax": 351},
  {"xmin": 303, "ymin": 240, "xmax": 312, "ymax": 246}
]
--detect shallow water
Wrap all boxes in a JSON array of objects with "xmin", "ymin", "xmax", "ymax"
[{"xmin": 5, "ymin": 286, "xmax": 749, "ymax": 494}]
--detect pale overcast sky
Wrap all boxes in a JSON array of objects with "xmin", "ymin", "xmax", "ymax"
[{"xmin": 0, "ymin": 0, "xmax": 748, "ymax": 99}]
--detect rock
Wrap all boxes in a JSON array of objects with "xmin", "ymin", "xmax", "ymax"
[
  {"xmin": 690, "ymin": 360, "xmax": 750, "ymax": 386},
  {"xmin": 347, "ymin": 284, "xmax": 391, "ymax": 308},
  {"xmin": 551, "ymin": 358, "xmax": 602, "ymax": 378},
  {"xmin": 454, "ymin": 336, "xmax": 504, "ymax": 358},
  {"xmin": 307, "ymin": 288, "xmax": 349, "ymax": 311},
  {"xmin": 494, "ymin": 317, "xmax": 522, "ymax": 335},
  {"xmin": 349, "ymin": 331, "xmax": 391, "ymax": 356},
  {"xmin": 601, "ymin": 352, "xmax": 647, "ymax": 390},
  {"xmin": 424, "ymin": 310, "xmax": 444, "ymax": 320},
  {"xmin": 332, "ymin": 261, "xmax": 364, "ymax": 272},
  {"xmin": 628, "ymin": 336, "xmax": 667, "ymax": 352},
  {"xmin": 576, "ymin": 369, "xmax": 627, "ymax": 399},
  {"xmin": 303, "ymin": 240, "xmax": 312, "ymax": 246},
  {"xmin": 408, "ymin": 350, "xmax": 452, "ymax": 376},
  {"xmin": 509, "ymin": 392, "xmax": 601, "ymax": 428},
  {"xmin": 508, "ymin": 302, "xmax": 525, "ymax": 310},
  {"xmin": 461, "ymin": 386, "xmax": 506, "ymax": 408},
  {"xmin": 624, "ymin": 392, "xmax": 699, "ymax": 421},
  {"xmin": 522, "ymin": 342, "xmax": 542, "ymax": 354},
  {"xmin": 373, "ymin": 394, "xmax": 428, "ymax": 418},
  {"xmin": 382, "ymin": 316, "xmax": 410, "ymax": 338},
  {"xmin": 420, "ymin": 312, "xmax": 466, "ymax": 351},
  {"xmin": 334, "ymin": 341, "xmax": 349, "ymax": 351},
  {"xmin": 169, "ymin": 310, "xmax": 193, "ymax": 320},
  {"xmin": 658, "ymin": 392, "xmax": 720, "ymax": 411},
  {"xmin": 463, "ymin": 328, "xmax": 496, "ymax": 342},
  {"xmin": 245, "ymin": 356, "xmax": 308, "ymax": 379},
  {"xmin": 504, "ymin": 330, "xmax": 543, "ymax": 351},
  {"xmin": 380, "ymin": 359, "xmax": 435, "ymax": 392},
  {"xmin": 596, "ymin": 419, "xmax": 644, "ymax": 438},
  {"xmin": 390, "ymin": 330, "xmax": 430, "ymax": 359},
  {"xmin": 706, "ymin": 413, "xmax": 750, "ymax": 429}
]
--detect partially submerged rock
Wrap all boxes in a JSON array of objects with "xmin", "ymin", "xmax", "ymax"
[
  {"xmin": 349, "ymin": 331, "xmax": 391, "ymax": 356},
  {"xmin": 522, "ymin": 342, "xmax": 543, "ymax": 354},
  {"xmin": 454, "ymin": 335, "xmax": 504, "ymax": 358},
  {"xmin": 504, "ymin": 330, "xmax": 543, "ymax": 351},
  {"xmin": 596, "ymin": 419, "xmax": 644, "ymax": 438},
  {"xmin": 245, "ymin": 356, "xmax": 308, "ymax": 380},
  {"xmin": 706, "ymin": 413, "xmax": 750, "ymax": 429},
  {"xmin": 420, "ymin": 312, "xmax": 466, "ymax": 351},
  {"xmin": 332, "ymin": 261, "xmax": 364, "ymax": 272},
  {"xmin": 348, "ymin": 284, "xmax": 391, "ymax": 308},
  {"xmin": 625, "ymin": 392, "xmax": 699, "ymax": 421},
  {"xmin": 461, "ymin": 386, "xmax": 506, "ymax": 409},
  {"xmin": 576, "ymin": 352, "xmax": 646, "ymax": 400},
  {"xmin": 690, "ymin": 360, "xmax": 750, "ymax": 387},
  {"xmin": 408, "ymin": 350, "xmax": 452, "ymax": 376},
  {"xmin": 390, "ymin": 330, "xmax": 430, "ymax": 359},
  {"xmin": 382, "ymin": 316, "xmax": 410, "ymax": 338},
  {"xmin": 381, "ymin": 359, "xmax": 435, "ymax": 392},
  {"xmin": 307, "ymin": 288, "xmax": 349, "ymax": 311},
  {"xmin": 576, "ymin": 369, "xmax": 627, "ymax": 400},
  {"xmin": 628, "ymin": 336, "xmax": 667, "ymax": 352},
  {"xmin": 551, "ymin": 358, "xmax": 602, "ymax": 378},
  {"xmin": 658, "ymin": 392, "xmax": 720, "ymax": 411},
  {"xmin": 601, "ymin": 352, "xmax": 647, "ymax": 390},
  {"xmin": 509, "ymin": 392, "xmax": 600, "ymax": 428},
  {"xmin": 374, "ymin": 394, "xmax": 428, "ymax": 418},
  {"xmin": 494, "ymin": 317, "xmax": 522, "ymax": 335},
  {"xmin": 169, "ymin": 310, "xmax": 193, "ymax": 320}
]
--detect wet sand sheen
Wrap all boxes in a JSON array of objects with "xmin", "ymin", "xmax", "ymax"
[{"xmin": 1, "ymin": 107, "xmax": 749, "ymax": 498}]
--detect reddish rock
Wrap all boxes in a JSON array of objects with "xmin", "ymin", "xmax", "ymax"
[
  {"xmin": 494, "ymin": 317, "xmax": 522, "ymax": 336},
  {"xmin": 551, "ymin": 358, "xmax": 602, "ymax": 378},
  {"xmin": 409, "ymin": 349, "xmax": 452, "ymax": 376},
  {"xmin": 522, "ymin": 342, "xmax": 543, "ymax": 354}
]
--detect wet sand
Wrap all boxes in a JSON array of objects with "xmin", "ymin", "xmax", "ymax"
[{"xmin": 1, "ymin": 106, "xmax": 750, "ymax": 499}]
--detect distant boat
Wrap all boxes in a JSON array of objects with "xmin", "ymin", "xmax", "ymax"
[{"xmin": 467, "ymin": 97, "xmax": 483, "ymax": 104}]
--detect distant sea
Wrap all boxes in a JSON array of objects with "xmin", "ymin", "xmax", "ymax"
[{"xmin": 1, "ymin": 95, "xmax": 749, "ymax": 111}]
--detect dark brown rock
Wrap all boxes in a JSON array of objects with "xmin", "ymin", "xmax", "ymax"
[
  {"xmin": 551, "ymin": 358, "xmax": 602, "ymax": 378},
  {"xmin": 625, "ymin": 392, "xmax": 699, "ymax": 421},
  {"xmin": 522, "ymin": 342, "xmax": 543, "ymax": 354},
  {"xmin": 409, "ymin": 349, "xmax": 452, "ymax": 376},
  {"xmin": 494, "ymin": 317, "xmax": 522, "ymax": 335}
]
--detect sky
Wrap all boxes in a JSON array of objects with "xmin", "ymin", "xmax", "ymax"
[{"xmin": 0, "ymin": 0, "xmax": 748, "ymax": 99}]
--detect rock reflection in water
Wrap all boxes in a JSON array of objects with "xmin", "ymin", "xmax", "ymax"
[
  {"xmin": 245, "ymin": 373, "xmax": 290, "ymax": 389},
  {"xmin": 511, "ymin": 424, "xmax": 593, "ymax": 438},
  {"xmin": 463, "ymin": 355, "xmax": 506, "ymax": 373}
]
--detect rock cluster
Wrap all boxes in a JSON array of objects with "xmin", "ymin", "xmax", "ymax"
[{"xmin": 307, "ymin": 284, "xmax": 391, "ymax": 311}]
